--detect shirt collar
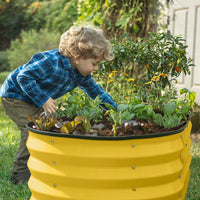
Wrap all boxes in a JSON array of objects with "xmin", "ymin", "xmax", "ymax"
[
  {"xmin": 59, "ymin": 52, "xmax": 73, "ymax": 70},
  {"xmin": 59, "ymin": 52, "xmax": 86, "ymax": 79}
]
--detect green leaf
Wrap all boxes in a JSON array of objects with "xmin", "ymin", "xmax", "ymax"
[
  {"xmin": 119, "ymin": 33, "xmax": 129, "ymax": 41},
  {"xmin": 132, "ymin": 104, "xmax": 146, "ymax": 112},
  {"xmin": 180, "ymin": 88, "xmax": 189, "ymax": 94},
  {"xmin": 163, "ymin": 102, "xmax": 176, "ymax": 115},
  {"xmin": 117, "ymin": 104, "xmax": 129, "ymax": 112},
  {"xmin": 189, "ymin": 92, "xmax": 196, "ymax": 101},
  {"xmin": 133, "ymin": 24, "xmax": 139, "ymax": 34}
]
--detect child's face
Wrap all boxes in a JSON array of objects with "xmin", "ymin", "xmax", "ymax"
[{"xmin": 74, "ymin": 57, "xmax": 101, "ymax": 76}]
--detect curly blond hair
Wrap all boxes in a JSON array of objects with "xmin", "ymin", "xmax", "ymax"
[{"xmin": 59, "ymin": 25, "xmax": 114, "ymax": 61}]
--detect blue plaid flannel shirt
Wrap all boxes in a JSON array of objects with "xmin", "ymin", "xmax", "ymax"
[{"xmin": 0, "ymin": 49, "xmax": 117, "ymax": 110}]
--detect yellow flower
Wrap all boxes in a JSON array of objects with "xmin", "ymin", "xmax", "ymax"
[
  {"xmin": 159, "ymin": 73, "xmax": 167, "ymax": 78},
  {"xmin": 123, "ymin": 73, "xmax": 129, "ymax": 77},
  {"xmin": 145, "ymin": 81, "xmax": 152, "ymax": 85},
  {"xmin": 107, "ymin": 80, "xmax": 113, "ymax": 84},
  {"xmin": 127, "ymin": 78, "xmax": 135, "ymax": 82},
  {"xmin": 112, "ymin": 71, "xmax": 118, "ymax": 73},
  {"xmin": 152, "ymin": 76, "xmax": 159, "ymax": 82},
  {"xmin": 6, "ymin": 0, "xmax": 10, "ymax": 3},
  {"xmin": 108, "ymin": 73, "xmax": 115, "ymax": 78}
]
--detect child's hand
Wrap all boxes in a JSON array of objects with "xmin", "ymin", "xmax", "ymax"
[{"xmin": 42, "ymin": 97, "xmax": 57, "ymax": 113}]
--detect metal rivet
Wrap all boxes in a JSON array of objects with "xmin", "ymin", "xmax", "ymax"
[
  {"xmin": 180, "ymin": 154, "xmax": 182, "ymax": 158},
  {"xmin": 132, "ymin": 144, "xmax": 135, "ymax": 148},
  {"xmin": 52, "ymin": 161, "xmax": 56, "ymax": 165},
  {"xmin": 132, "ymin": 166, "xmax": 135, "ymax": 169},
  {"xmin": 51, "ymin": 140, "xmax": 54, "ymax": 144},
  {"xmin": 181, "ymin": 135, "xmax": 183, "ymax": 138},
  {"xmin": 179, "ymin": 175, "xmax": 182, "ymax": 178},
  {"xmin": 132, "ymin": 187, "xmax": 136, "ymax": 191},
  {"xmin": 53, "ymin": 184, "xmax": 57, "ymax": 187},
  {"xmin": 180, "ymin": 194, "xmax": 182, "ymax": 197}
]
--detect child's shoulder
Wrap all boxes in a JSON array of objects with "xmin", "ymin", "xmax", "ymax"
[
  {"xmin": 37, "ymin": 49, "xmax": 59, "ymax": 57},
  {"xmin": 32, "ymin": 49, "xmax": 64, "ymax": 61},
  {"xmin": 31, "ymin": 49, "xmax": 71, "ymax": 69}
]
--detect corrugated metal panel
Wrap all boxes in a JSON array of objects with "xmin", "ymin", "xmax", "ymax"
[{"xmin": 27, "ymin": 122, "xmax": 192, "ymax": 200}]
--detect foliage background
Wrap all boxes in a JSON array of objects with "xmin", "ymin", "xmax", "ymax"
[{"xmin": 0, "ymin": 0, "xmax": 162, "ymax": 50}]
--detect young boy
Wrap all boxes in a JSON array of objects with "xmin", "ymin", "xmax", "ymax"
[{"xmin": 0, "ymin": 25, "xmax": 117, "ymax": 184}]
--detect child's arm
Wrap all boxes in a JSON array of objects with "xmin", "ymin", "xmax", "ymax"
[{"xmin": 79, "ymin": 76, "xmax": 117, "ymax": 110}]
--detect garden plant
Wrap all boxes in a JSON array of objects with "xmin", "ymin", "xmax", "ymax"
[{"xmin": 28, "ymin": 32, "xmax": 196, "ymax": 137}]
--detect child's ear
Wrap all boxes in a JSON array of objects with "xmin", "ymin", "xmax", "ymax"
[{"xmin": 74, "ymin": 55, "xmax": 81, "ymax": 65}]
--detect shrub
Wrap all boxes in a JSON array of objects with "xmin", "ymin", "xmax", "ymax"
[
  {"xmin": 94, "ymin": 32, "xmax": 194, "ymax": 104},
  {"xmin": 0, "ymin": 0, "xmax": 34, "ymax": 49},
  {"xmin": 0, "ymin": 51, "xmax": 10, "ymax": 72},
  {"xmin": 77, "ymin": 0, "xmax": 157, "ymax": 40},
  {"xmin": 7, "ymin": 29, "xmax": 60, "ymax": 70},
  {"xmin": 24, "ymin": 0, "xmax": 78, "ymax": 33},
  {"xmin": 0, "ymin": 71, "xmax": 10, "ymax": 85}
]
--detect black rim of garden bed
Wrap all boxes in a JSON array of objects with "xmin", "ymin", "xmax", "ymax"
[{"xmin": 26, "ymin": 121, "xmax": 190, "ymax": 141}]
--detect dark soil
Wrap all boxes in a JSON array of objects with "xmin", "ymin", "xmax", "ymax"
[
  {"xmin": 89, "ymin": 115, "xmax": 187, "ymax": 137},
  {"xmin": 47, "ymin": 114, "xmax": 188, "ymax": 137}
]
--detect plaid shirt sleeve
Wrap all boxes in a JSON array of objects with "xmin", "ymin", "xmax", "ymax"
[
  {"xmin": 16, "ymin": 53, "xmax": 55, "ymax": 107},
  {"xmin": 79, "ymin": 75, "xmax": 117, "ymax": 110}
]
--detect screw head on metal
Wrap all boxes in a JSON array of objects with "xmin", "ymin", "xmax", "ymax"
[
  {"xmin": 53, "ymin": 184, "xmax": 57, "ymax": 187},
  {"xmin": 132, "ymin": 144, "xmax": 135, "ymax": 148},
  {"xmin": 132, "ymin": 166, "xmax": 135, "ymax": 169},
  {"xmin": 132, "ymin": 187, "xmax": 136, "ymax": 191},
  {"xmin": 51, "ymin": 140, "xmax": 54, "ymax": 144},
  {"xmin": 52, "ymin": 161, "xmax": 56, "ymax": 165}
]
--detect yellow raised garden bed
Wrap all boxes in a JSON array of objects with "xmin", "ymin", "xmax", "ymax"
[{"xmin": 27, "ymin": 121, "xmax": 192, "ymax": 200}]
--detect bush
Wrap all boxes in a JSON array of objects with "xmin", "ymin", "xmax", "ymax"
[
  {"xmin": 7, "ymin": 29, "xmax": 60, "ymax": 70},
  {"xmin": 0, "ymin": 0, "xmax": 34, "ymax": 50},
  {"xmin": 24, "ymin": 0, "xmax": 78, "ymax": 33},
  {"xmin": 0, "ymin": 71, "xmax": 10, "ymax": 85},
  {"xmin": 0, "ymin": 51, "xmax": 10, "ymax": 72}
]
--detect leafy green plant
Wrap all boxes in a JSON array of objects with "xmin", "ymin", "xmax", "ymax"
[
  {"xmin": 28, "ymin": 111, "xmax": 91, "ymax": 134},
  {"xmin": 137, "ymin": 32, "xmax": 194, "ymax": 88},
  {"xmin": 28, "ymin": 32, "xmax": 196, "ymax": 135},
  {"xmin": 56, "ymin": 89, "xmax": 103, "ymax": 122},
  {"xmin": 28, "ymin": 112, "xmax": 57, "ymax": 131},
  {"xmin": 7, "ymin": 29, "xmax": 60, "ymax": 70},
  {"xmin": 0, "ymin": 51, "xmax": 10, "ymax": 72},
  {"xmin": 0, "ymin": 0, "xmax": 34, "ymax": 49},
  {"xmin": 24, "ymin": 0, "xmax": 78, "ymax": 33},
  {"xmin": 77, "ymin": 0, "xmax": 156, "ymax": 40},
  {"xmin": 0, "ymin": 71, "xmax": 10, "ymax": 85},
  {"xmin": 105, "ymin": 104, "xmax": 135, "ymax": 136}
]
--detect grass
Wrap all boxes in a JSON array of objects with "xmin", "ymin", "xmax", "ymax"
[
  {"xmin": 0, "ymin": 107, "xmax": 199, "ymax": 200},
  {"xmin": 0, "ymin": 107, "xmax": 31, "ymax": 200}
]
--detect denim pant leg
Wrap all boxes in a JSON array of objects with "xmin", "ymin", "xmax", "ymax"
[{"xmin": 1, "ymin": 98, "xmax": 42, "ymax": 173}]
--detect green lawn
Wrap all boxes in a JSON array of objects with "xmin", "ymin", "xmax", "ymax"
[{"xmin": 0, "ymin": 107, "xmax": 199, "ymax": 200}]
